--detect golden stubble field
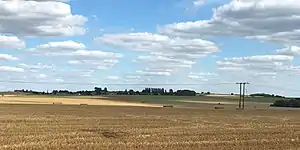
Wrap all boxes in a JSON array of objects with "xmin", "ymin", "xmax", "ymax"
[
  {"xmin": 0, "ymin": 104, "xmax": 300, "ymax": 150},
  {"xmin": 0, "ymin": 95, "xmax": 161, "ymax": 107}
]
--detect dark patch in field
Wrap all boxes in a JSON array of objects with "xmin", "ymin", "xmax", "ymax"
[{"xmin": 82, "ymin": 128, "xmax": 127, "ymax": 138}]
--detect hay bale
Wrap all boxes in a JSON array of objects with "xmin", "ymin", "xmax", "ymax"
[
  {"xmin": 53, "ymin": 102, "xmax": 62, "ymax": 105},
  {"xmin": 163, "ymin": 105, "xmax": 174, "ymax": 108},
  {"xmin": 214, "ymin": 106, "xmax": 224, "ymax": 109}
]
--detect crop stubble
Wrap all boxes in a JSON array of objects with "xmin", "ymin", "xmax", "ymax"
[{"xmin": 0, "ymin": 104, "xmax": 299, "ymax": 150}]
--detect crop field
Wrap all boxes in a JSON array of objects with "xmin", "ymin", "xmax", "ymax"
[{"xmin": 0, "ymin": 100, "xmax": 300, "ymax": 149}]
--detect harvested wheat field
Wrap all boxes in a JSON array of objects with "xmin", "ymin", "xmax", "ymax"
[
  {"xmin": 0, "ymin": 95, "xmax": 160, "ymax": 107},
  {"xmin": 0, "ymin": 104, "xmax": 300, "ymax": 150}
]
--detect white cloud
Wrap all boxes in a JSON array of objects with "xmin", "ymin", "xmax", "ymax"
[
  {"xmin": 80, "ymin": 70, "xmax": 94, "ymax": 77},
  {"xmin": 217, "ymin": 54, "xmax": 297, "ymax": 73},
  {"xmin": 95, "ymin": 32, "xmax": 219, "ymax": 75},
  {"xmin": 30, "ymin": 41, "xmax": 85, "ymax": 53},
  {"xmin": 193, "ymin": 0, "xmax": 205, "ymax": 7},
  {"xmin": 106, "ymin": 76, "xmax": 120, "ymax": 80},
  {"xmin": 67, "ymin": 59, "xmax": 120, "ymax": 70},
  {"xmin": 0, "ymin": 54, "xmax": 18, "ymax": 60},
  {"xmin": 0, "ymin": 35, "xmax": 25, "ymax": 49},
  {"xmin": 68, "ymin": 60, "xmax": 81, "ymax": 65},
  {"xmin": 160, "ymin": 0, "xmax": 300, "ymax": 46},
  {"xmin": 136, "ymin": 69, "xmax": 172, "ymax": 77},
  {"xmin": 55, "ymin": 78, "xmax": 64, "ymax": 82},
  {"xmin": 277, "ymin": 46, "xmax": 300, "ymax": 56},
  {"xmin": 29, "ymin": 41, "xmax": 123, "ymax": 70},
  {"xmin": 0, "ymin": 0, "xmax": 86, "ymax": 37},
  {"xmin": 95, "ymin": 33, "xmax": 219, "ymax": 58},
  {"xmin": 0, "ymin": 66, "xmax": 24, "ymax": 72},
  {"xmin": 18, "ymin": 0, "xmax": 70, "ymax": 2},
  {"xmin": 188, "ymin": 72, "xmax": 218, "ymax": 81},
  {"xmin": 137, "ymin": 55, "xmax": 196, "ymax": 69},
  {"xmin": 188, "ymin": 75, "xmax": 204, "ymax": 79},
  {"xmin": 19, "ymin": 63, "xmax": 54, "ymax": 70},
  {"xmin": 72, "ymin": 50, "xmax": 123, "ymax": 59},
  {"xmin": 38, "ymin": 74, "xmax": 47, "ymax": 78},
  {"xmin": 125, "ymin": 75, "xmax": 141, "ymax": 79},
  {"xmin": 255, "ymin": 72, "xmax": 277, "ymax": 76},
  {"xmin": 67, "ymin": 50, "xmax": 123, "ymax": 70}
]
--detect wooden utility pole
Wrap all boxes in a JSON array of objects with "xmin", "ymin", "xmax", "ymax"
[
  {"xmin": 242, "ymin": 83, "xmax": 249, "ymax": 109},
  {"xmin": 237, "ymin": 82, "xmax": 249, "ymax": 109},
  {"xmin": 236, "ymin": 83, "xmax": 242, "ymax": 109}
]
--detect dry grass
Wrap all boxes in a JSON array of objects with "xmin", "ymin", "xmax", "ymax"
[{"xmin": 0, "ymin": 104, "xmax": 300, "ymax": 150}]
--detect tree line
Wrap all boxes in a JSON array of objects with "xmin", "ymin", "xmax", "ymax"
[{"xmin": 14, "ymin": 87, "xmax": 198, "ymax": 96}]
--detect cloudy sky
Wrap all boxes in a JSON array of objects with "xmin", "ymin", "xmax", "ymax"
[{"xmin": 1, "ymin": 0, "xmax": 300, "ymax": 96}]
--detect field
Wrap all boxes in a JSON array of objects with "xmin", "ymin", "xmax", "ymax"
[{"xmin": 0, "ymin": 95, "xmax": 299, "ymax": 149}]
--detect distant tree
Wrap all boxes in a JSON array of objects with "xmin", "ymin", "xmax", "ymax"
[
  {"xmin": 169, "ymin": 89, "xmax": 174, "ymax": 95},
  {"xmin": 94, "ymin": 87, "xmax": 102, "ymax": 95},
  {"xmin": 52, "ymin": 90, "xmax": 58, "ymax": 95},
  {"xmin": 129, "ymin": 89, "xmax": 135, "ymax": 95},
  {"xmin": 271, "ymin": 99, "xmax": 300, "ymax": 108},
  {"xmin": 175, "ymin": 90, "xmax": 196, "ymax": 96}
]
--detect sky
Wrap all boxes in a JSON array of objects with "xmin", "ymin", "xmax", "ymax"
[{"xmin": 1, "ymin": 0, "xmax": 300, "ymax": 96}]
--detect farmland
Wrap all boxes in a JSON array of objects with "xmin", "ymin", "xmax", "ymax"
[{"xmin": 0, "ymin": 95, "xmax": 299, "ymax": 149}]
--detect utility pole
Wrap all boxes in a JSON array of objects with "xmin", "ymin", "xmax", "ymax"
[
  {"xmin": 242, "ymin": 82, "xmax": 249, "ymax": 109},
  {"xmin": 236, "ymin": 83, "xmax": 242, "ymax": 109},
  {"xmin": 237, "ymin": 82, "xmax": 249, "ymax": 109}
]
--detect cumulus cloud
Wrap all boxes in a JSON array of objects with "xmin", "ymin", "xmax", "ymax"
[
  {"xmin": 68, "ymin": 50, "xmax": 123, "ymax": 70},
  {"xmin": 217, "ymin": 54, "xmax": 297, "ymax": 73},
  {"xmin": 72, "ymin": 50, "xmax": 123, "ymax": 59},
  {"xmin": 277, "ymin": 46, "xmax": 300, "ymax": 56},
  {"xmin": 68, "ymin": 59, "xmax": 120, "ymax": 70},
  {"xmin": 0, "ymin": 66, "xmax": 24, "ymax": 72},
  {"xmin": 137, "ymin": 55, "xmax": 196, "ymax": 69},
  {"xmin": 125, "ymin": 75, "xmax": 141, "ymax": 79},
  {"xmin": 106, "ymin": 76, "xmax": 120, "ymax": 80},
  {"xmin": 0, "ymin": 0, "xmax": 86, "ymax": 37},
  {"xmin": 55, "ymin": 78, "xmax": 64, "ymax": 82},
  {"xmin": 95, "ymin": 33, "xmax": 219, "ymax": 58},
  {"xmin": 95, "ymin": 32, "xmax": 219, "ymax": 75},
  {"xmin": 3, "ymin": 0, "xmax": 70, "ymax": 1},
  {"xmin": 160, "ymin": 0, "xmax": 300, "ymax": 46},
  {"xmin": 29, "ymin": 40, "xmax": 123, "ymax": 70},
  {"xmin": 188, "ymin": 72, "xmax": 217, "ymax": 81},
  {"xmin": 136, "ymin": 69, "xmax": 172, "ymax": 77},
  {"xmin": 67, "ymin": 51, "xmax": 122, "ymax": 70},
  {"xmin": 19, "ymin": 63, "xmax": 53, "ymax": 69},
  {"xmin": 29, "ymin": 41, "xmax": 85, "ymax": 53},
  {"xmin": 0, "ymin": 35, "xmax": 25, "ymax": 49},
  {"xmin": 0, "ymin": 54, "xmax": 18, "ymax": 60},
  {"xmin": 38, "ymin": 74, "xmax": 47, "ymax": 79},
  {"xmin": 193, "ymin": 0, "xmax": 205, "ymax": 7}
]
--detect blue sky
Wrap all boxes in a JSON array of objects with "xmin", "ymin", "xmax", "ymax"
[{"xmin": 1, "ymin": 0, "xmax": 300, "ymax": 96}]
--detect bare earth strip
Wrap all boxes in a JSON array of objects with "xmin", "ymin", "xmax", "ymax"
[{"xmin": 0, "ymin": 96, "xmax": 160, "ymax": 107}]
